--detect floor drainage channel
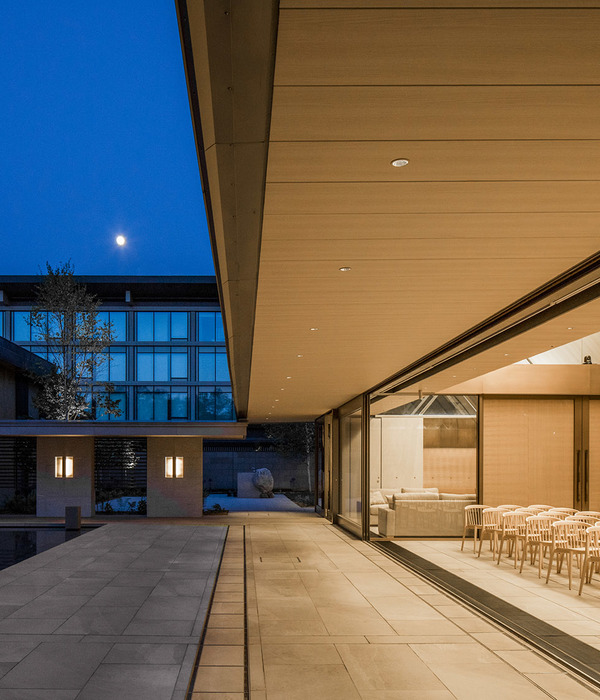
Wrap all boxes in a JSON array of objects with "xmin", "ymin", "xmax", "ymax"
[
  {"xmin": 374, "ymin": 540, "xmax": 600, "ymax": 690},
  {"xmin": 185, "ymin": 525, "xmax": 248, "ymax": 699}
]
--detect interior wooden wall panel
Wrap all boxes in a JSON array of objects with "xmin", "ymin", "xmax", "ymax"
[
  {"xmin": 587, "ymin": 401, "xmax": 600, "ymax": 511},
  {"xmin": 482, "ymin": 399, "xmax": 574, "ymax": 507},
  {"xmin": 270, "ymin": 87, "xmax": 600, "ymax": 141},
  {"xmin": 423, "ymin": 448, "xmax": 477, "ymax": 494},
  {"xmin": 275, "ymin": 10, "xmax": 600, "ymax": 86}
]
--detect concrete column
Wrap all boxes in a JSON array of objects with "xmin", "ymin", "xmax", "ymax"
[
  {"xmin": 36, "ymin": 437, "xmax": 95, "ymax": 517},
  {"xmin": 147, "ymin": 437, "xmax": 203, "ymax": 517}
]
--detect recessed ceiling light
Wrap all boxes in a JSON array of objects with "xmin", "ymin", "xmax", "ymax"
[
  {"xmin": 275, "ymin": 399, "xmax": 279, "ymax": 402},
  {"xmin": 310, "ymin": 327, "xmax": 319, "ymax": 331},
  {"xmin": 280, "ymin": 388, "xmax": 285, "ymax": 391},
  {"xmin": 339, "ymin": 267, "xmax": 352, "ymax": 272},
  {"xmin": 297, "ymin": 354, "xmax": 303, "ymax": 358},
  {"xmin": 567, "ymin": 327, "xmax": 573, "ymax": 330},
  {"xmin": 286, "ymin": 376, "xmax": 292, "ymax": 379},
  {"xmin": 391, "ymin": 158, "xmax": 409, "ymax": 168}
]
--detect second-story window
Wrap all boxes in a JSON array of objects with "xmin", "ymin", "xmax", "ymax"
[
  {"xmin": 136, "ymin": 348, "xmax": 188, "ymax": 381},
  {"xmin": 136, "ymin": 312, "xmax": 188, "ymax": 341}
]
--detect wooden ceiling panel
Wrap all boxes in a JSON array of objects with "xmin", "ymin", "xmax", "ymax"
[
  {"xmin": 267, "ymin": 141, "xmax": 600, "ymax": 183},
  {"xmin": 265, "ymin": 182, "xmax": 600, "ymax": 215},
  {"xmin": 262, "ymin": 213, "xmax": 600, "ymax": 241},
  {"xmin": 270, "ymin": 87, "xmax": 600, "ymax": 141},
  {"xmin": 275, "ymin": 9, "xmax": 600, "ymax": 86},
  {"xmin": 281, "ymin": 1, "xmax": 600, "ymax": 9},
  {"xmin": 259, "ymin": 237, "xmax": 598, "ymax": 263}
]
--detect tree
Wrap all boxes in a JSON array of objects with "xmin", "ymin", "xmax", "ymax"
[
  {"xmin": 28, "ymin": 262, "xmax": 122, "ymax": 420},
  {"xmin": 263, "ymin": 422, "xmax": 315, "ymax": 492}
]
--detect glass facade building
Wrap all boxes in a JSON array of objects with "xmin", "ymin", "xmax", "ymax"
[{"xmin": 0, "ymin": 276, "xmax": 234, "ymax": 422}]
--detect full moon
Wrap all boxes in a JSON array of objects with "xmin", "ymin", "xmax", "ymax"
[{"xmin": 116, "ymin": 235, "xmax": 126, "ymax": 246}]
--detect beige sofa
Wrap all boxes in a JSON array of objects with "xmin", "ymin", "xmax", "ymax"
[{"xmin": 374, "ymin": 488, "xmax": 476, "ymax": 537}]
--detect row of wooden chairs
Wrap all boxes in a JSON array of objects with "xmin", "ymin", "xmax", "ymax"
[{"xmin": 461, "ymin": 504, "xmax": 600, "ymax": 594}]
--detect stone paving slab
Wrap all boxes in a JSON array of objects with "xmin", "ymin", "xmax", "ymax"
[{"xmin": 0, "ymin": 523, "xmax": 227, "ymax": 699}]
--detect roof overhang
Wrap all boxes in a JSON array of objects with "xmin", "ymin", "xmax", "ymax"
[
  {"xmin": 0, "ymin": 421, "xmax": 247, "ymax": 439},
  {"xmin": 179, "ymin": 1, "xmax": 600, "ymax": 422}
]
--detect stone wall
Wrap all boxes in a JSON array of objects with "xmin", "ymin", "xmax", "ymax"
[
  {"xmin": 36, "ymin": 437, "xmax": 95, "ymax": 517},
  {"xmin": 147, "ymin": 437, "xmax": 203, "ymax": 517}
]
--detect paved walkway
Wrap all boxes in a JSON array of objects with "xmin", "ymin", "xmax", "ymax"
[
  {"xmin": 193, "ymin": 516, "xmax": 600, "ymax": 699},
  {"xmin": 0, "ymin": 522, "xmax": 226, "ymax": 700},
  {"xmin": 1, "ymin": 514, "xmax": 600, "ymax": 698}
]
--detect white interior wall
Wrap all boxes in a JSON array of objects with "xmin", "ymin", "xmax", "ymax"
[{"xmin": 379, "ymin": 415, "xmax": 424, "ymax": 491}]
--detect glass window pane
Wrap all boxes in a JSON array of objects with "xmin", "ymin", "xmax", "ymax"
[
  {"xmin": 110, "ymin": 350, "xmax": 126, "ymax": 381},
  {"xmin": 13, "ymin": 312, "xmax": 30, "ymax": 342},
  {"xmin": 154, "ymin": 312, "xmax": 169, "ymax": 341},
  {"xmin": 170, "ymin": 392, "xmax": 188, "ymax": 418},
  {"xmin": 215, "ymin": 391, "xmax": 234, "ymax": 420},
  {"xmin": 136, "ymin": 350, "xmax": 154, "ymax": 381},
  {"xmin": 198, "ymin": 350, "xmax": 215, "ymax": 381},
  {"xmin": 0, "ymin": 312, "xmax": 3, "ymax": 337},
  {"xmin": 95, "ymin": 394, "xmax": 109, "ymax": 421},
  {"xmin": 197, "ymin": 312, "xmax": 215, "ymax": 341},
  {"xmin": 112, "ymin": 393, "xmax": 126, "ymax": 421},
  {"xmin": 47, "ymin": 313, "xmax": 60, "ymax": 339},
  {"xmin": 154, "ymin": 392, "xmax": 169, "ymax": 421},
  {"xmin": 216, "ymin": 351, "xmax": 229, "ymax": 382},
  {"xmin": 137, "ymin": 392, "xmax": 153, "ymax": 421},
  {"xmin": 197, "ymin": 391, "xmax": 216, "ymax": 420},
  {"xmin": 154, "ymin": 352, "xmax": 169, "ymax": 381},
  {"xmin": 340, "ymin": 407, "xmax": 363, "ymax": 526},
  {"xmin": 171, "ymin": 312, "xmax": 188, "ymax": 340},
  {"xmin": 137, "ymin": 312, "xmax": 153, "ymax": 341},
  {"xmin": 216, "ymin": 312, "xmax": 225, "ymax": 342},
  {"xmin": 95, "ymin": 352, "xmax": 109, "ymax": 382},
  {"xmin": 171, "ymin": 351, "xmax": 187, "ymax": 379},
  {"xmin": 110, "ymin": 312, "xmax": 127, "ymax": 341}
]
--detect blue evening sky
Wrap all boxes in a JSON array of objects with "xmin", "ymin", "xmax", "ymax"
[{"xmin": 0, "ymin": 2, "xmax": 213, "ymax": 276}]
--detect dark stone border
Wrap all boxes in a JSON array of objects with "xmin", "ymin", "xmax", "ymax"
[{"xmin": 374, "ymin": 540, "xmax": 600, "ymax": 688}]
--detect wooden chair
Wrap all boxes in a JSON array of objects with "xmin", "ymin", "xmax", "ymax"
[
  {"xmin": 496, "ymin": 511, "xmax": 528, "ymax": 568},
  {"xmin": 520, "ymin": 515, "xmax": 559, "ymax": 577},
  {"xmin": 528, "ymin": 504, "xmax": 553, "ymax": 511},
  {"xmin": 515, "ymin": 507, "xmax": 538, "ymax": 516},
  {"xmin": 477, "ymin": 508, "xmax": 504, "ymax": 559},
  {"xmin": 461, "ymin": 505, "xmax": 489, "ymax": 553},
  {"xmin": 566, "ymin": 514, "xmax": 600, "ymax": 526},
  {"xmin": 578, "ymin": 511, "xmax": 600, "ymax": 518},
  {"xmin": 579, "ymin": 526, "xmax": 600, "ymax": 595},
  {"xmin": 526, "ymin": 505, "xmax": 552, "ymax": 514},
  {"xmin": 546, "ymin": 509, "xmax": 576, "ymax": 519},
  {"xmin": 545, "ymin": 520, "xmax": 588, "ymax": 590}
]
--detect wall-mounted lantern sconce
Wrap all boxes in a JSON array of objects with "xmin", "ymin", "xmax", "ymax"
[
  {"xmin": 165, "ymin": 456, "xmax": 184, "ymax": 479},
  {"xmin": 55, "ymin": 456, "xmax": 74, "ymax": 479}
]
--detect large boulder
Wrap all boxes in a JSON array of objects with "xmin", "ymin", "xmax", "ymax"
[{"xmin": 252, "ymin": 468, "xmax": 274, "ymax": 498}]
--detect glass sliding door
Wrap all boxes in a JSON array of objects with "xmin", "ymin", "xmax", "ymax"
[
  {"xmin": 368, "ymin": 392, "xmax": 478, "ymax": 538},
  {"xmin": 339, "ymin": 401, "xmax": 363, "ymax": 531}
]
